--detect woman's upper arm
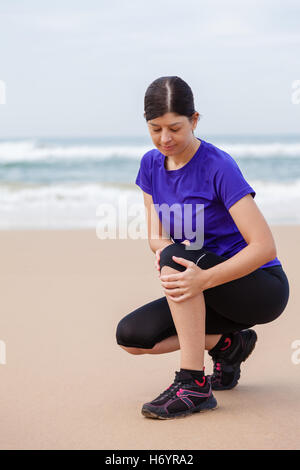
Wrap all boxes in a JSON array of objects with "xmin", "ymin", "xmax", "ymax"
[
  {"xmin": 142, "ymin": 191, "xmax": 171, "ymax": 245},
  {"xmin": 228, "ymin": 194, "xmax": 277, "ymax": 258}
]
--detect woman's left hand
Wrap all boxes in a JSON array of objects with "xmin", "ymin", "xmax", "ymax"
[{"xmin": 160, "ymin": 256, "xmax": 208, "ymax": 303}]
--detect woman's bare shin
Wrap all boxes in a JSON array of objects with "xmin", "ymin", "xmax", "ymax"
[
  {"xmin": 160, "ymin": 265, "xmax": 207, "ymax": 370},
  {"xmin": 146, "ymin": 333, "xmax": 222, "ymax": 355}
]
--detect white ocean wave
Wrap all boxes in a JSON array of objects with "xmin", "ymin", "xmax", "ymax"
[
  {"xmin": 1, "ymin": 139, "xmax": 300, "ymax": 163},
  {"xmin": 0, "ymin": 179, "xmax": 299, "ymax": 206},
  {"xmin": 0, "ymin": 179, "xmax": 299, "ymax": 228},
  {"xmin": 0, "ymin": 182, "xmax": 138, "ymax": 206},
  {"xmin": 0, "ymin": 140, "xmax": 150, "ymax": 163},
  {"xmin": 215, "ymin": 142, "xmax": 300, "ymax": 158},
  {"xmin": 251, "ymin": 179, "xmax": 300, "ymax": 200}
]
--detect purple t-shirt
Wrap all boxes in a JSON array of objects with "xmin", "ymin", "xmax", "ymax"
[{"xmin": 135, "ymin": 137, "xmax": 281, "ymax": 269}]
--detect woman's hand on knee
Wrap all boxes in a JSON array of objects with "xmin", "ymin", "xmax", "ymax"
[
  {"xmin": 160, "ymin": 252, "xmax": 207, "ymax": 303},
  {"xmin": 155, "ymin": 240, "xmax": 190, "ymax": 278}
]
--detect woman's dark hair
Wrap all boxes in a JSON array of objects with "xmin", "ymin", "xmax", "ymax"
[{"xmin": 144, "ymin": 76, "xmax": 200, "ymax": 126}]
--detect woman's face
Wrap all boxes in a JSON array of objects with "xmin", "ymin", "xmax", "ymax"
[{"xmin": 147, "ymin": 112, "xmax": 198, "ymax": 155}]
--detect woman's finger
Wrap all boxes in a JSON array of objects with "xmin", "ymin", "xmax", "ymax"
[
  {"xmin": 161, "ymin": 281, "xmax": 181, "ymax": 288},
  {"xmin": 164, "ymin": 288, "xmax": 182, "ymax": 296},
  {"xmin": 168, "ymin": 293, "xmax": 189, "ymax": 303}
]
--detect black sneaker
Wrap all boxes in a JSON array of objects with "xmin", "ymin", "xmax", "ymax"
[
  {"xmin": 208, "ymin": 329, "xmax": 258, "ymax": 390},
  {"xmin": 141, "ymin": 370, "xmax": 218, "ymax": 419}
]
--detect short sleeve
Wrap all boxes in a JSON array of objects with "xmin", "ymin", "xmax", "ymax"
[
  {"xmin": 214, "ymin": 154, "xmax": 256, "ymax": 211},
  {"xmin": 135, "ymin": 151, "xmax": 153, "ymax": 195}
]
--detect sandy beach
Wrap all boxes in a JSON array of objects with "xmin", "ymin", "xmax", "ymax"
[{"xmin": 0, "ymin": 226, "xmax": 299, "ymax": 450}]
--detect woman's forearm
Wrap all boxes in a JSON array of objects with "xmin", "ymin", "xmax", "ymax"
[{"xmin": 202, "ymin": 243, "xmax": 277, "ymax": 290}]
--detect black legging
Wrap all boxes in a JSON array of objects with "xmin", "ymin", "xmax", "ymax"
[{"xmin": 116, "ymin": 243, "xmax": 290, "ymax": 349}]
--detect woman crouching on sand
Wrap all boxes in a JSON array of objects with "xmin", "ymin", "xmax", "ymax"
[{"xmin": 116, "ymin": 76, "xmax": 290, "ymax": 419}]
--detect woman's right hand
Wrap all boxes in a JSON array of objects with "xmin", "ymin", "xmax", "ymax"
[{"xmin": 155, "ymin": 240, "xmax": 190, "ymax": 277}]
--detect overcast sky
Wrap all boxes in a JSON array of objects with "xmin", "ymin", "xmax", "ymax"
[{"xmin": 0, "ymin": 0, "xmax": 300, "ymax": 138}]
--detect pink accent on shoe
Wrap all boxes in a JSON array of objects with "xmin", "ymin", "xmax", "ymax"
[
  {"xmin": 176, "ymin": 387, "xmax": 211, "ymax": 400},
  {"xmin": 195, "ymin": 376, "xmax": 206, "ymax": 387},
  {"xmin": 220, "ymin": 337, "xmax": 232, "ymax": 351}
]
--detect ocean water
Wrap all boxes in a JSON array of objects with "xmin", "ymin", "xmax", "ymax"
[{"xmin": 0, "ymin": 134, "xmax": 299, "ymax": 231}]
